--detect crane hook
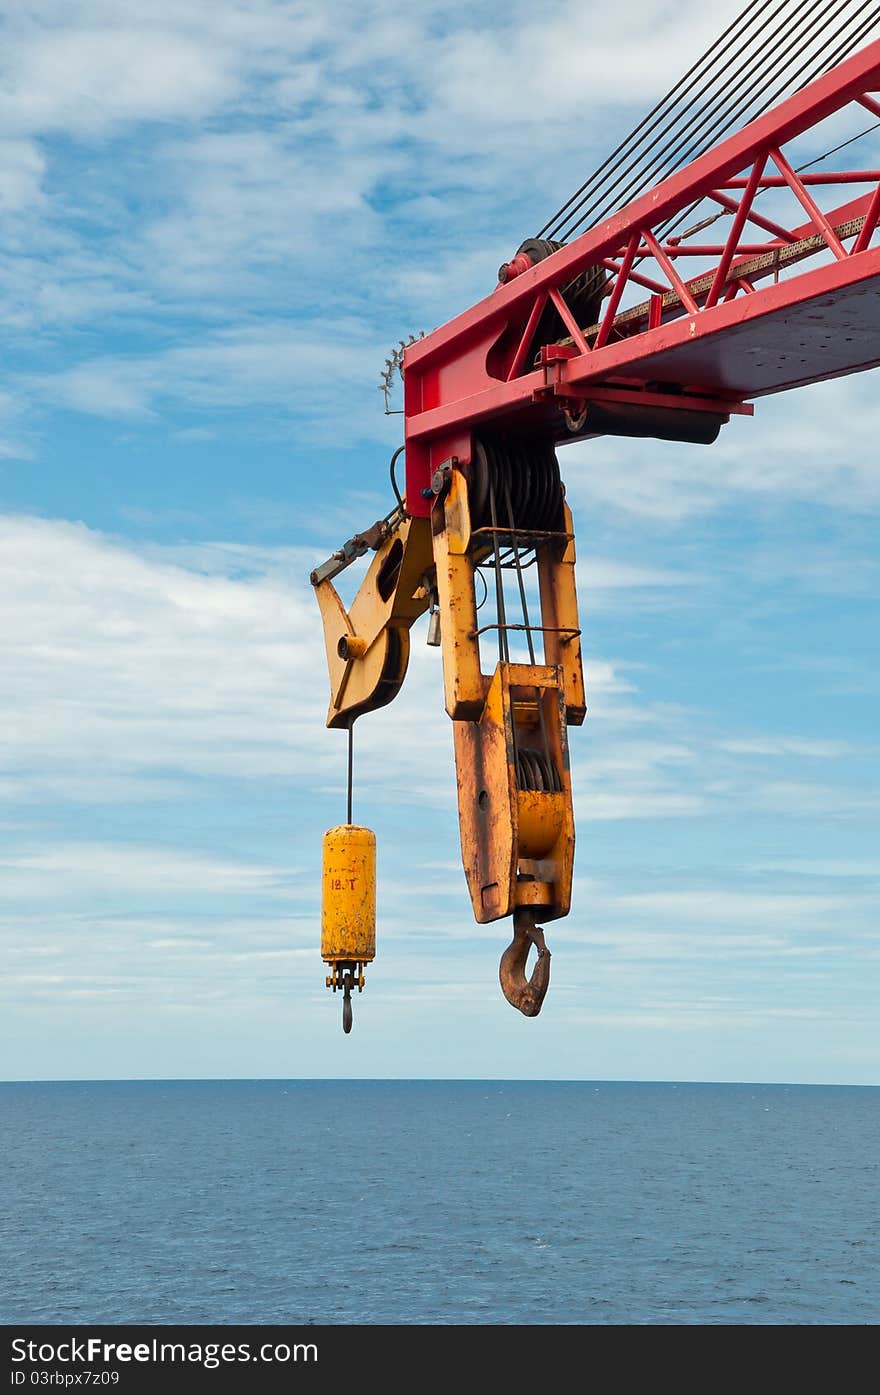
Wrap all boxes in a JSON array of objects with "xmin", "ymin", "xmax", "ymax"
[
  {"xmin": 342, "ymin": 970, "xmax": 354, "ymax": 1034},
  {"xmin": 499, "ymin": 906, "xmax": 551, "ymax": 1017}
]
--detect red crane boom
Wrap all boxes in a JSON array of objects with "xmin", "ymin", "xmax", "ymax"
[
  {"xmin": 403, "ymin": 38, "xmax": 880, "ymax": 513},
  {"xmin": 314, "ymin": 34, "xmax": 880, "ymax": 1030}
]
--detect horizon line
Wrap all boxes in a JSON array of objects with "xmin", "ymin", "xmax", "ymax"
[{"xmin": 1, "ymin": 1075, "xmax": 877, "ymax": 1088}]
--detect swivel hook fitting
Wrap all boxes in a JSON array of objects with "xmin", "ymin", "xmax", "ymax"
[
  {"xmin": 341, "ymin": 970, "xmax": 354, "ymax": 1034},
  {"xmin": 499, "ymin": 906, "xmax": 551, "ymax": 1017}
]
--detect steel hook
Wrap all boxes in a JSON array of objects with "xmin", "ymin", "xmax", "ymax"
[
  {"xmin": 342, "ymin": 970, "xmax": 354, "ymax": 1034},
  {"xmin": 499, "ymin": 906, "xmax": 551, "ymax": 1017}
]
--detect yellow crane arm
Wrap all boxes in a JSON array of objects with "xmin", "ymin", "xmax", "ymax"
[{"xmin": 311, "ymin": 507, "xmax": 433, "ymax": 729}]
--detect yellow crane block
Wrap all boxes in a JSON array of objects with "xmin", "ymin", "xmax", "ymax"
[{"xmin": 321, "ymin": 824, "xmax": 376, "ymax": 1033}]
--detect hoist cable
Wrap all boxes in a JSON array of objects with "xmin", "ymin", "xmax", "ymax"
[
  {"xmin": 347, "ymin": 722, "xmax": 354, "ymax": 827},
  {"xmin": 487, "ymin": 472, "xmax": 509, "ymax": 666},
  {"xmin": 552, "ymin": 0, "xmax": 873, "ymax": 243},
  {"xmin": 651, "ymin": 114, "xmax": 880, "ymax": 249},
  {"xmin": 549, "ymin": 0, "xmax": 876, "ymax": 242},
  {"xmin": 535, "ymin": 0, "xmax": 779, "ymax": 239},
  {"xmin": 542, "ymin": 0, "xmax": 811, "ymax": 238},
  {"xmin": 652, "ymin": 3, "xmax": 880, "ymax": 249},
  {"xmin": 545, "ymin": 0, "xmax": 802, "ymax": 241},
  {"xmin": 539, "ymin": 0, "xmax": 880, "ymax": 247},
  {"xmin": 499, "ymin": 473, "xmax": 556, "ymax": 781}
]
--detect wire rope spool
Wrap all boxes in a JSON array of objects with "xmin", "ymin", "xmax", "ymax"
[
  {"xmin": 468, "ymin": 436, "xmax": 565, "ymax": 533},
  {"xmin": 517, "ymin": 747, "xmax": 563, "ymax": 794},
  {"xmin": 515, "ymin": 236, "xmax": 608, "ymax": 328},
  {"xmin": 498, "ymin": 236, "xmax": 608, "ymax": 359}
]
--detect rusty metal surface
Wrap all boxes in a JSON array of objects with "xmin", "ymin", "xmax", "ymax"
[
  {"xmin": 453, "ymin": 663, "xmax": 575, "ymax": 925},
  {"xmin": 537, "ymin": 498, "xmax": 586, "ymax": 725},
  {"xmin": 321, "ymin": 825, "xmax": 376, "ymax": 965},
  {"xmin": 499, "ymin": 907, "xmax": 551, "ymax": 1017},
  {"xmin": 313, "ymin": 514, "xmax": 433, "ymax": 728},
  {"xmin": 433, "ymin": 469, "xmax": 485, "ymax": 720}
]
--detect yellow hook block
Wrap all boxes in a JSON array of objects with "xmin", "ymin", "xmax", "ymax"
[{"xmin": 321, "ymin": 824, "xmax": 376, "ymax": 972}]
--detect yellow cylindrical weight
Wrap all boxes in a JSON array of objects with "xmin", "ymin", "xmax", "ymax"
[{"xmin": 321, "ymin": 825, "xmax": 376, "ymax": 966}]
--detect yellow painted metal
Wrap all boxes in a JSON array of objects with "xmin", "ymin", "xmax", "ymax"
[
  {"xmin": 321, "ymin": 825, "xmax": 376, "ymax": 967},
  {"xmin": 452, "ymin": 663, "xmax": 575, "ymax": 924},
  {"xmin": 517, "ymin": 789, "xmax": 565, "ymax": 858},
  {"xmin": 429, "ymin": 459, "xmax": 583, "ymax": 928},
  {"xmin": 537, "ymin": 497, "xmax": 586, "ymax": 725},
  {"xmin": 314, "ymin": 514, "xmax": 433, "ymax": 729},
  {"xmin": 433, "ymin": 470, "xmax": 585, "ymax": 726},
  {"xmin": 313, "ymin": 447, "xmax": 584, "ymax": 999},
  {"xmin": 432, "ymin": 469, "xmax": 485, "ymax": 720}
]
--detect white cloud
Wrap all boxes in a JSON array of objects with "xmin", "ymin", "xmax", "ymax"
[
  {"xmin": 0, "ymin": 514, "xmax": 328, "ymax": 791},
  {"xmin": 28, "ymin": 323, "xmax": 394, "ymax": 441},
  {"xmin": 2, "ymin": 511, "xmax": 872, "ymax": 834},
  {"xmin": 575, "ymin": 559, "xmax": 697, "ymax": 594},
  {"xmin": 756, "ymin": 858, "xmax": 880, "ymax": 879},
  {"xmin": 0, "ymin": 0, "xmax": 877, "ymax": 1082},
  {"xmin": 0, "ymin": 26, "xmax": 235, "ymax": 135},
  {"xmin": 0, "ymin": 843, "xmax": 289, "ymax": 901},
  {"xmin": 140, "ymin": 129, "xmax": 391, "ymax": 297},
  {"xmin": 0, "ymin": 139, "xmax": 45, "ymax": 213},
  {"xmin": 612, "ymin": 887, "xmax": 864, "ymax": 927},
  {"xmin": 0, "ymin": 513, "xmax": 706, "ymax": 810},
  {"xmin": 720, "ymin": 736, "xmax": 863, "ymax": 759},
  {"xmin": 754, "ymin": 780, "xmax": 880, "ymax": 818},
  {"xmin": 0, "ymin": 3, "xmax": 757, "ymax": 346},
  {"xmin": 3, "ymin": 0, "xmax": 877, "ymax": 451},
  {"xmin": 565, "ymin": 372, "xmax": 880, "ymax": 524}
]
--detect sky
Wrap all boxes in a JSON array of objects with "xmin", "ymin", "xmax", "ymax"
[{"xmin": 0, "ymin": 0, "xmax": 877, "ymax": 1085}]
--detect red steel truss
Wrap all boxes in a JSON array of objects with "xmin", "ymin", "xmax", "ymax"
[{"xmin": 403, "ymin": 39, "xmax": 880, "ymax": 516}]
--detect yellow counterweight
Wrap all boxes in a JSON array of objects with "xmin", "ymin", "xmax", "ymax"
[{"xmin": 321, "ymin": 824, "xmax": 376, "ymax": 1033}]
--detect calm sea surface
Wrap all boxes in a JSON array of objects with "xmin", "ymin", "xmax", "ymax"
[{"xmin": 1, "ymin": 1080, "xmax": 877, "ymax": 1325}]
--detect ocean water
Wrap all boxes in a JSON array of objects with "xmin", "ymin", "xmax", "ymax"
[{"xmin": 1, "ymin": 1080, "xmax": 877, "ymax": 1326}]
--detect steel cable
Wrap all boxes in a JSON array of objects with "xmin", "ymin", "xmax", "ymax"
[
  {"xmin": 560, "ymin": 0, "xmax": 849, "ymax": 238},
  {"xmin": 553, "ymin": 0, "xmax": 872, "ymax": 243},
  {"xmin": 539, "ymin": 0, "xmax": 880, "ymax": 245},
  {"xmin": 653, "ymin": 1, "xmax": 880, "ymax": 248},
  {"xmin": 535, "ymin": 0, "xmax": 780, "ymax": 238},
  {"xmin": 546, "ymin": 0, "xmax": 802, "ymax": 241}
]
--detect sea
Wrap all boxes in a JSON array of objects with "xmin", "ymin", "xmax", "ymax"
[{"xmin": 1, "ymin": 1080, "xmax": 877, "ymax": 1326}]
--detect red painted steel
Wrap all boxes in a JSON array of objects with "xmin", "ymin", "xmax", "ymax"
[
  {"xmin": 706, "ymin": 156, "xmax": 766, "ymax": 309},
  {"xmin": 595, "ymin": 235, "xmax": 638, "ymax": 350},
  {"xmin": 722, "ymin": 171, "xmax": 880, "ymax": 186},
  {"xmin": 768, "ymin": 147, "xmax": 847, "ymax": 258},
  {"xmin": 707, "ymin": 192, "xmax": 799, "ymax": 243},
  {"xmin": 854, "ymin": 181, "xmax": 880, "ymax": 253},
  {"xmin": 403, "ymin": 39, "xmax": 880, "ymax": 513}
]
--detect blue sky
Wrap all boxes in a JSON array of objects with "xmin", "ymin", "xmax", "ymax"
[{"xmin": 1, "ymin": 0, "xmax": 878, "ymax": 1084}]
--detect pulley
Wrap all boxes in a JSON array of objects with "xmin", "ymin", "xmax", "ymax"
[
  {"xmin": 466, "ymin": 435, "xmax": 564, "ymax": 534},
  {"xmin": 497, "ymin": 236, "xmax": 608, "ymax": 358}
]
